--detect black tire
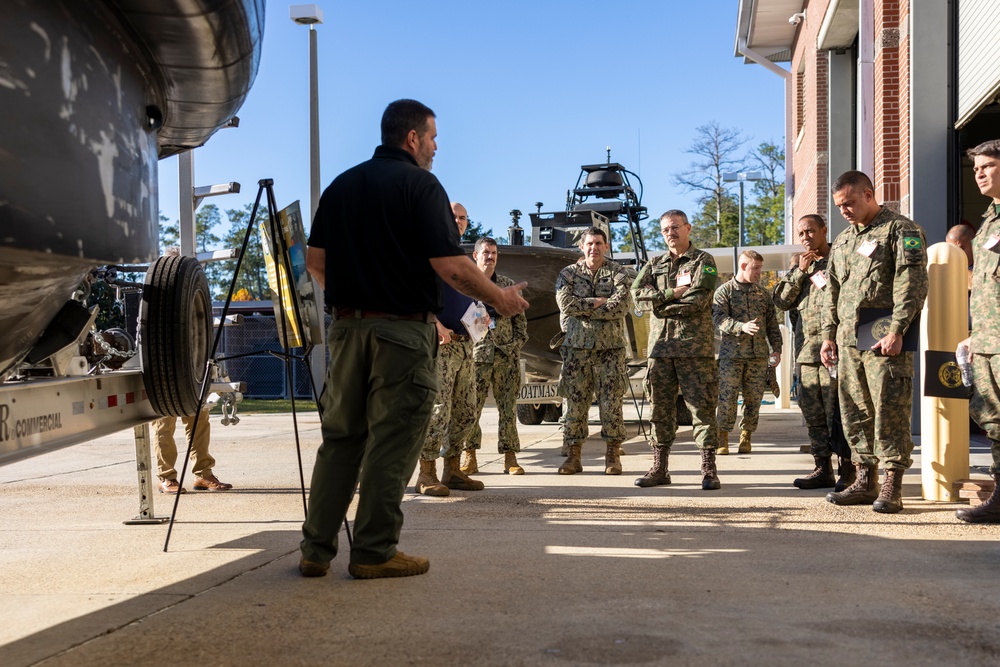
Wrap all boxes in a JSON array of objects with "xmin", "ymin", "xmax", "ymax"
[
  {"xmin": 542, "ymin": 403, "xmax": 563, "ymax": 423},
  {"xmin": 517, "ymin": 403, "xmax": 545, "ymax": 425},
  {"xmin": 140, "ymin": 256, "xmax": 213, "ymax": 416}
]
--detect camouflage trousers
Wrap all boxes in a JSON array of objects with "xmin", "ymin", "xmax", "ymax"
[
  {"xmin": 646, "ymin": 356, "xmax": 718, "ymax": 451},
  {"xmin": 969, "ymin": 352, "xmax": 1000, "ymax": 474},
  {"xmin": 716, "ymin": 357, "xmax": 769, "ymax": 433},
  {"xmin": 420, "ymin": 337, "xmax": 476, "ymax": 461},
  {"xmin": 558, "ymin": 346, "xmax": 626, "ymax": 447},
  {"xmin": 798, "ymin": 363, "xmax": 839, "ymax": 457},
  {"xmin": 837, "ymin": 347, "xmax": 913, "ymax": 470},
  {"xmin": 467, "ymin": 354, "xmax": 521, "ymax": 453}
]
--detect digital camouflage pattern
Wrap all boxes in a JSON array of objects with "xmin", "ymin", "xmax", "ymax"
[
  {"xmin": 823, "ymin": 206, "xmax": 927, "ymax": 470},
  {"xmin": 645, "ymin": 356, "xmax": 718, "ymax": 451},
  {"xmin": 467, "ymin": 274, "xmax": 527, "ymax": 453},
  {"xmin": 558, "ymin": 346, "xmax": 627, "ymax": 447},
  {"xmin": 631, "ymin": 246, "xmax": 717, "ymax": 358},
  {"xmin": 557, "ymin": 257, "xmax": 631, "ymax": 448},
  {"xmin": 796, "ymin": 363, "xmax": 839, "ymax": 456},
  {"xmin": 773, "ymin": 256, "xmax": 830, "ymax": 365},
  {"xmin": 421, "ymin": 337, "xmax": 477, "ymax": 461},
  {"xmin": 555, "ymin": 258, "xmax": 632, "ymax": 350},
  {"xmin": 631, "ymin": 246, "xmax": 719, "ymax": 450},
  {"xmin": 716, "ymin": 357, "xmax": 769, "ymax": 433},
  {"xmin": 969, "ymin": 203, "xmax": 1000, "ymax": 473},
  {"xmin": 713, "ymin": 278, "xmax": 782, "ymax": 359}
]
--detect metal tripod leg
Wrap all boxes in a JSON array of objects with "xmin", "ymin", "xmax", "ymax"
[{"xmin": 124, "ymin": 422, "xmax": 169, "ymax": 525}]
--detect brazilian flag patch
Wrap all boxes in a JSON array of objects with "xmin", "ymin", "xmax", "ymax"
[
  {"xmin": 703, "ymin": 266, "xmax": 717, "ymax": 275},
  {"xmin": 903, "ymin": 236, "xmax": 922, "ymax": 249}
]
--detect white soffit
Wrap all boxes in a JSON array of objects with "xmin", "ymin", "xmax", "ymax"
[
  {"xmin": 956, "ymin": 0, "xmax": 1000, "ymax": 128},
  {"xmin": 817, "ymin": 0, "xmax": 860, "ymax": 51},
  {"xmin": 735, "ymin": 0, "xmax": 804, "ymax": 63}
]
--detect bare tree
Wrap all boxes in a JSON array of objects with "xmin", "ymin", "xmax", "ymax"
[{"xmin": 672, "ymin": 122, "xmax": 746, "ymax": 244}]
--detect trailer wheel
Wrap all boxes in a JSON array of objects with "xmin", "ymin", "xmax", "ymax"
[
  {"xmin": 542, "ymin": 403, "xmax": 563, "ymax": 423},
  {"xmin": 517, "ymin": 403, "xmax": 545, "ymax": 425},
  {"xmin": 139, "ymin": 256, "xmax": 212, "ymax": 416}
]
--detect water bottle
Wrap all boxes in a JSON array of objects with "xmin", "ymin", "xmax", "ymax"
[
  {"xmin": 956, "ymin": 345, "xmax": 973, "ymax": 387},
  {"xmin": 828, "ymin": 356, "xmax": 838, "ymax": 379}
]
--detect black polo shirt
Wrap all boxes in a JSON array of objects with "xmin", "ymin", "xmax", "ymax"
[{"xmin": 307, "ymin": 145, "xmax": 464, "ymax": 314}]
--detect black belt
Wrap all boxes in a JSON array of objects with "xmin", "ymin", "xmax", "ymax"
[{"xmin": 333, "ymin": 308, "xmax": 435, "ymax": 323}]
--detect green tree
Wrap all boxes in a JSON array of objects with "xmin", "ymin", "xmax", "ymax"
[
  {"xmin": 216, "ymin": 203, "xmax": 269, "ymax": 301},
  {"xmin": 614, "ymin": 220, "xmax": 665, "ymax": 254},
  {"xmin": 690, "ymin": 192, "xmax": 740, "ymax": 249},
  {"xmin": 744, "ymin": 141, "xmax": 786, "ymax": 245},
  {"xmin": 159, "ymin": 212, "xmax": 178, "ymax": 252},
  {"xmin": 461, "ymin": 219, "xmax": 493, "ymax": 244},
  {"xmin": 673, "ymin": 121, "xmax": 747, "ymax": 245}
]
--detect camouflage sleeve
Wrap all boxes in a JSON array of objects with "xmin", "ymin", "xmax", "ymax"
[
  {"xmin": 772, "ymin": 268, "xmax": 805, "ymax": 312},
  {"xmin": 653, "ymin": 255, "xmax": 718, "ymax": 319},
  {"xmin": 631, "ymin": 262, "xmax": 668, "ymax": 311},
  {"xmin": 890, "ymin": 222, "xmax": 929, "ymax": 336},
  {"xmin": 592, "ymin": 265, "xmax": 633, "ymax": 320},
  {"xmin": 511, "ymin": 310, "xmax": 528, "ymax": 351},
  {"xmin": 555, "ymin": 266, "xmax": 591, "ymax": 318},
  {"xmin": 821, "ymin": 249, "xmax": 841, "ymax": 342},
  {"xmin": 713, "ymin": 282, "xmax": 743, "ymax": 335},
  {"xmin": 764, "ymin": 294, "xmax": 782, "ymax": 353}
]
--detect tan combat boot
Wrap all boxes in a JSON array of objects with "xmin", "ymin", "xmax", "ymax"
[
  {"xmin": 738, "ymin": 429, "xmax": 752, "ymax": 454},
  {"xmin": 504, "ymin": 451, "xmax": 524, "ymax": 475},
  {"xmin": 559, "ymin": 444, "xmax": 583, "ymax": 475},
  {"xmin": 442, "ymin": 456, "xmax": 485, "ymax": 491},
  {"xmin": 717, "ymin": 431, "xmax": 730, "ymax": 455},
  {"xmin": 415, "ymin": 459, "xmax": 449, "ymax": 497},
  {"xmin": 460, "ymin": 449, "xmax": 479, "ymax": 474},
  {"xmin": 605, "ymin": 443, "xmax": 622, "ymax": 475}
]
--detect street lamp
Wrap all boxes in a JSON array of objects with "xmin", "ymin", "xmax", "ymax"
[
  {"xmin": 290, "ymin": 4, "xmax": 324, "ymax": 222},
  {"xmin": 723, "ymin": 171, "xmax": 763, "ymax": 246}
]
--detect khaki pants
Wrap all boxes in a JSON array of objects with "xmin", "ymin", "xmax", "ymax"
[{"xmin": 153, "ymin": 409, "xmax": 214, "ymax": 480}]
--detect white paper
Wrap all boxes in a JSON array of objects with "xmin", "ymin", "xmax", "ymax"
[{"xmin": 460, "ymin": 301, "xmax": 490, "ymax": 343}]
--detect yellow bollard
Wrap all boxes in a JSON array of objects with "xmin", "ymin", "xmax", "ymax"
[{"xmin": 919, "ymin": 242, "xmax": 970, "ymax": 501}]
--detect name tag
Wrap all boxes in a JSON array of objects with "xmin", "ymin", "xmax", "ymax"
[
  {"xmin": 857, "ymin": 239, "xmax": 878, "ymax": 257},
  {"xmin": 676, "ymin": 271, "xmax": 692, "ymax": 287},
  {"xmin": 984, "ymin": 235, "xmax": 1000, "ymax": 251},
  {"xmin": 809, "ymin": 270, "xmax": 828, "ymax": 289}
]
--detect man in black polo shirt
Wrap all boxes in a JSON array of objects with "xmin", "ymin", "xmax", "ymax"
[{"xmin": 299, "ymin": 99, "xmax": 528, "ymax": 579}]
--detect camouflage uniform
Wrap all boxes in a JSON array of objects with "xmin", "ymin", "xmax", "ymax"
[
  {"xmin": 420, "ymin": 336, "xmax": 476, "ymax": 461},
  {"xmin": 467, "ymin": 273, "xmax": 529, "ymax": 453},
  {"xmin": 556, "ymin": 258, "xmax": 632, "ymax": 447},
  {"xmin": 969, "ymin": 203, "xmax": 1000, "ymax": 474},
  {"xmin": 822, "ymin": 206, "xmax": 928, "ymax": 470},
  {"xmin": 631, "ymin": 246, "xmax": 719, "ymax": 450},
  {"xmin": 773, "ymin": 256, "xmax": 839, "ymax": 456},
  {"xmin": 713, "ymin": 278, "xmax": 782, "ymax": 434}
]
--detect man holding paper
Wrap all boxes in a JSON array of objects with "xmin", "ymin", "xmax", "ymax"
[
  {"xmin": 414, "ymin": 202, "xmax": 485, "ymax": 496},
  {"xmin": 820, "ymin": 171, "xmax": 928, "ymax": 514}
]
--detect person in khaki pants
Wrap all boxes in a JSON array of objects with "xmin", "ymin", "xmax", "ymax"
[{"xmin": 153, "ymin": 407, "xmax": 232, "ymax": 493}]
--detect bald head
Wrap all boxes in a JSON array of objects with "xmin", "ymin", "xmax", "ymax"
[
  {"xmin": 947, "ymin": 224, "xmax": 975, "ymax": 265},
  {"xmin": 451, "ymin": 202, "xmax": 469, "ymax": 236}
]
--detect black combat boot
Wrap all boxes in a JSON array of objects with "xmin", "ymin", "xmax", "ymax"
[
  {"xmin": 834, "ymin": 456, "xmax": 856, "ymax": 492},
  {"xmin": 825, "ymin": 463, "xmax": 879, "ymax": 505},
  {"xmin": 872, "ymin": 468, "xmax": 904, "ymax": 514},
  {"xmin": 793, "ymin": 456, "xmax": 835, "ymax": 489},
  {"xmin": 701, "ymin": 448, "xmax": 721, "ymax": 490},
  {"xmin": 956, "ymin": 473, "xmax": 1000, "ymax": 524},
  {"xmin": 634, "ymin": 445, "xmax": 671, "ymax": 487}
]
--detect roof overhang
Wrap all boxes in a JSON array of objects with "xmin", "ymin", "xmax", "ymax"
[{"xmin": 734, "ymin": 0, "xmax": 805, "ymax": 64}]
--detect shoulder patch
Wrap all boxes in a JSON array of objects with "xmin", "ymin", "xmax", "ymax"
[
  {"xmin": 903, "ymin": 236, "xmax": 922, "ymax": 250},
  {"xmin": 703, "ymin": 266, "xmax": 717, "ymax": 275}
]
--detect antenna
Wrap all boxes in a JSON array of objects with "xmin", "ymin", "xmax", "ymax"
[{"xmin": 606, "ymin": 146, "xmax": 611, "ymax": 164}]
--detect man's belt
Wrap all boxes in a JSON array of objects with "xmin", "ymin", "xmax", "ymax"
[{"xmin": 334, "ymin": 308, "xmax": 436, "ymax": 323}]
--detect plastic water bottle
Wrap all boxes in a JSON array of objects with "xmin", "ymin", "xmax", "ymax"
[
  {"xmin": 828, "ymin": 356, "xmax": 838, "ymax": 379},
  {"xmin": 956, "ymin": 345, "xmax": 973, "ymax": 387}
]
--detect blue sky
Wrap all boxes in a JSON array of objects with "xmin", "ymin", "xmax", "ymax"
[{"xmin": 157, "ymin": 1, "xmax": 786, "ymax": 241}]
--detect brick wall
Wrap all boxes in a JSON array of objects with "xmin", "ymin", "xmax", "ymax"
[
  {"xmin": 790, "ymin": 1, "xmax": 831, "ymax": 225},
  {"xmin": 874, "ymin": 0, "xmax": 904, "ymax": 211}
]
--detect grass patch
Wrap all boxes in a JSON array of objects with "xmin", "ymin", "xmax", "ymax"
[{"xmin": 217, "ymin": 398, "xmax": 319, "ymax": 414}]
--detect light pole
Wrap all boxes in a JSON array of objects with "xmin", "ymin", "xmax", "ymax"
[
  {"xmin": 723, "ymin": 171, "xmax": 763, "ymax": 246},
  {"xmin": 290, "ymin": 4, "xmax": 324, "ymax": 222}
]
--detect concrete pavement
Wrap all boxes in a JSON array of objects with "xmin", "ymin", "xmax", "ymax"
[{"xmin": 1, "ymin": 401, "xmax": 998, "ymax": 666}]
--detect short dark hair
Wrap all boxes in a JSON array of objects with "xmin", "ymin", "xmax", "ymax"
[
  {"xmin": 381, "ymin": 99, "xmax": 435, "ymax": 147},
  {"xmin": 798, "ymin": 213, "xmax": 827, "ymax": 228},
  {"xmin": 967, "ymin": 139, "xmax": 1000, "ymax": 160},
  {"xmin": 474, "ymin": 237, "xmax": 498, "ymax": 253},
  {"xmin": 832, "ymin": 170, "xmax": 874, "ymax": 195},
  {"xmin": 581, "ymin": 227, "xmax": 607, "ymax": 243},
  {"xmin": 660, "ymin": 210, "xmax": 689, "ymax": 225}
]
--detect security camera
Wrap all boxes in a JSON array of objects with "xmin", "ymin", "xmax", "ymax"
[{"xmin": 788, "ymin": 12, "xmax": 806, "ymax": 25}]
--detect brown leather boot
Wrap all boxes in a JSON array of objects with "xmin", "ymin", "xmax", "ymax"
[
  {"xmin": 701, "ymin": 448, "xmax": 721, "ymax": 490},
  {"xmin": 604, "ymin": 443, "xmax": 622, "ymax": 475},
  {"xmin": 415, "ymin": 459, "xmax": 449, "ymax": 497},
  {"xmin": 634, "ymin": 445, "xmax": 671, "ymax": 487},
  {"xmin": 717, "ymin": 431, "xmax": 730, "ymax": 455},
  {"xmin": 834, "ymin": 456, "xmax": 856, "ymax": 492},
  {"xmin": 738, "ymin": 430, "xmax": 752, "ymax": 454},
  {"xmin": 460, "ymin": 449, "xmax": 479, "ymax": 474},
  {"xmin": 872, "ymin": 468, "xmax": 904, "ymax": 514},
  {"xmin": 504, "ymin": 451, "xmax": 524, "ymax": 475},
  {"xmin": 442, "ymin": 456, "xmax": 485, "ymax": 490},
  {"xmin": 826, "ymin": 463, "xmax": 879, "ymax": 505},
  {"xmin": 793, "ymin": 456, "xmax": 835, "ymax": 489},
  {"xmin": 956, "ymin": 473, "xmax": 1000, "ymax": 523},
  {"xmin": 559, "ymin": 444, "xmax": 583, "ymax": 475}
]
